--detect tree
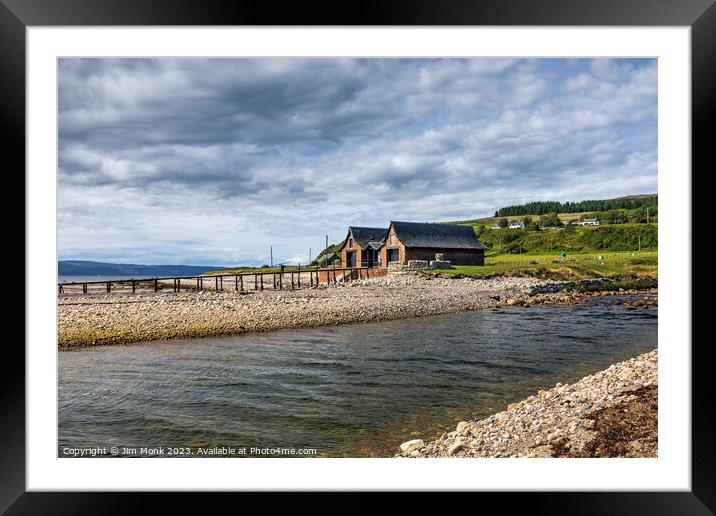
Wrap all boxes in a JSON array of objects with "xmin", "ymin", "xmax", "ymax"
[
  {"xmin": 494, "ymin": 211, "xmax": 499, "ymax": 217},
  {"xmin": 540, "ymin": 212, "xmax": 563, "ymax": 227},
  {"xmin": 498, "ymin": 218, "xmax": 509, "ymax": 228}
]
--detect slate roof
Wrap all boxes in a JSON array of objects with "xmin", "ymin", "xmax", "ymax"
[
  {"xmin": 348, "ymin": 227, "xmax": 388, "ymax": 250},
  {"xmin": 389, "ymin": 221, "xmax": 488, "ymax": 250},
  {"xmin": 316, "ymin": 251, "xmax": 340, "ymax": 263}
]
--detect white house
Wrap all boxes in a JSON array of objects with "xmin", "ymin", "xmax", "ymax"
[
  {"xmin": 509, "ymin": 221, "xmax": 526, "ymax": 229},
  {"xmin": 577, "ymin": 218, "xmax": 600, "ymax": 226}
]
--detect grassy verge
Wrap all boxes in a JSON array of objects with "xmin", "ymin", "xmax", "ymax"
[{"xmin": 423, "ymin": 251, "xmax": 657, "ymax": 281}]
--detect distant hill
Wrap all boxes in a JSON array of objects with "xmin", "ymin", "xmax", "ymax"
[
  {"xmin": 446, "ymin": 194, "xmax": 657, "ymax": 226},
  {"xmin": 58, "ymin": 260, "xmax": 220, "ymax": 277},
  {"xmin": 495, "ymin": 194, "xmax": 657, "ymax": 217}
]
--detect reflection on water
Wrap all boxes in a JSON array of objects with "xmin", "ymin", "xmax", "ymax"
[{"xmin": 58, "ymin": 298, "xmax": 657, "ymax": 457}]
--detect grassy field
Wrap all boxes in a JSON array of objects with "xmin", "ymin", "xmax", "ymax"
[{"xmin": 426, "ymin": 250, "xmax": 658, "ymax": 280}]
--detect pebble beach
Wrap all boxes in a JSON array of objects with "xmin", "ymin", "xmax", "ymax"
[
  {"xmin": 58, "ymin": 275, "xmax": 657, "ymax": 348},
  {"xmin": 58, "ymin": 276, "xmax": 546, "ymax": 348},
  {"xmin": 397, "ymin": 350, "xmax": 658, "ymax": 458}
]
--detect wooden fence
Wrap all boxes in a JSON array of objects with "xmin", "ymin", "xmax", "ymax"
[{"xmin": 58, "ymin": 267, "xmax": 386, "ymax": 295}]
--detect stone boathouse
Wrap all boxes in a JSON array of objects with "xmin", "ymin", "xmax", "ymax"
[
  {"xmin": 380, "ymin": 221, "xmax": 487, "ymax": 266},
  {"xmin": 338, "ymin": 221, "xmax": 487, "ymax": 267},
  {"xmin": 339, "ymin": 226, "xmax": 389, "ymax": 268}
]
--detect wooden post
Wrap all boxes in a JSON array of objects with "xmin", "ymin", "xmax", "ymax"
[
  {"xmin": 260, "ymin": 274, "xmax": 264, "ymax": 291},
  {"xmin": 235, "ymin": 275, "xmax": 238, "ymax": 291},
  {"xmin": 107, "ymin": 281, "xmax": 111, "ymax": 293},
  {"xmin": 154, "ymin": 278, "xmax": 158, "ymax": 292},
  {"xmin": 291, "ymin": 272, "xmax": 295, "ymax": 290},
  {"xmin": 215, "ymin": 276, "xmax": 219, "ymax": 291},
  {"xmin": 200, "ymin": 277, "xmax": 203, "ymax": 290},
  {"xmin": 240, "ymin": 275, "xmax": 244, "ymax": 292},
  {"xmin": 196, "ymin": 278, "xmax": 200, "ymax": 290},
  {"xmin": 298, "ymin": 264, "xmax": 301, "ymax": 288},
  {"xmin": 83, "ymin": 282, "xmax": 87, "ymax": 294},
  {"xmin": 132, "ymin": 279, "xmax": 136, "ymax": 293},
  {"xmin": 58, "ymin": 284, "xmax": 63, "ymax": 294},
  {"xmin": 255, "ymin": 274, "xmax": 258, "ymax": 291}
]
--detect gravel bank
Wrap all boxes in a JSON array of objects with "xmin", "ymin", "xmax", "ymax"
[
  {"xmin": 58, "ymin": 276, "xmax": 549, "ymax": 348},
  {"xmin": 396, "ymin": 350, "xmax": 658, "ymax": 458}
]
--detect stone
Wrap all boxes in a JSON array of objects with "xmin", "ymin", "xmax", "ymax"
[
  {"xmin": 448, "ymin": 439, "xmax": 467, "ymax": 456},
  {"xmin": 399, "ymin": 439, "xmax": 425, "ymax": 454},
  {"xmin": 456, "ymin": 421, "xmax": 471, "ymax": 435}
]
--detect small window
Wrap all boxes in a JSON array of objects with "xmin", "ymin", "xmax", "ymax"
[
  {"xmin": 349, "ymin": 238, "xmax": 353, "ymax": 247},
  {"xmin": 390, "ymin": 235, "xmax": 395, "ymax": 245}
]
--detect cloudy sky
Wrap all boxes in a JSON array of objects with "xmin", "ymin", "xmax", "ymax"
[{"xmin": 58, "ymin": 58, "xmax": 657, "ymax": 266}]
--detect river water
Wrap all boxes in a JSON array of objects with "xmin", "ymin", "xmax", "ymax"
[{"xmin": 58, "ymin": 298, "xmax": 657, "ymax": 457}]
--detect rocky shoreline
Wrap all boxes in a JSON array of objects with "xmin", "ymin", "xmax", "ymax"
[
  {"xmin": 58, "ymin": 275, "xmax": 656, "ymax": 349},
  {"xmin": 397, "ymin": 350, "xmax": 658, "ymax": 458}
]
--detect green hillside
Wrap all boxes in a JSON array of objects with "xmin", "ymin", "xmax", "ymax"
[
  {"xmin": 447, "ymin": 194, "xmax": 657, "ymax": 227},
  {"xmin": 473, "ymin": 224, "xmax": 657, "ymax": 254}
]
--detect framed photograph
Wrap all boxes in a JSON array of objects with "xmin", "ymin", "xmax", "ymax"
[{"xmin": 5, "ymin": 0, "xmax": 710, "ymax": 508}]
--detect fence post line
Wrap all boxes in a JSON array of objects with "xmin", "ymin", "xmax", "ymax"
[
  {"xmin": 255, "ymin": 273, "xmax": 258, "ymax": 291},
  {"xmin": 240, "ymin": 275, "xmax": 244, "ymax": 292},
  {"xmin": 260, "ymin": 274, "xmax": 264, "ymax": 291},
  {"xmin": 235, "ymin": 275, "xmax": 238, "ymax": 291}
]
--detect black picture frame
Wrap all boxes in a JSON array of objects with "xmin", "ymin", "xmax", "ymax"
[{"xmin": 2, "ymin": 0, "xmax": 709, "ymax": 510}]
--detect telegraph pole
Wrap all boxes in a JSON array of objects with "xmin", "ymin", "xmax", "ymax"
[
  {"xmin": 309, "ymin": 248, "xmax": 312, "ymax": 263},
  {"xmin": 270, "ymin": 246, "xmax": 273, "ymax": 267},
  {"xmin": 646, "ymin": 207, "xmax": 649, "ymax": 224}
]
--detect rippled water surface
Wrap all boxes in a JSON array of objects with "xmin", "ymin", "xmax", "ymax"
[{"xmin": 58, "ymin": 298, "xmax": 657, "ymax": 457}]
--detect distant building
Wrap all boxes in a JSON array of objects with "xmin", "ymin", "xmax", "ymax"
[
  {"xmin": 509, "ymin": 221, "xmax": 526, "ymax": 229},
  {"xmin": 315, "ymin": 251, "xmax": 341, "ymax": 266},
  {"xmin": 577, "ymin": 218, "xmax": 600, "ymax": 226}
]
